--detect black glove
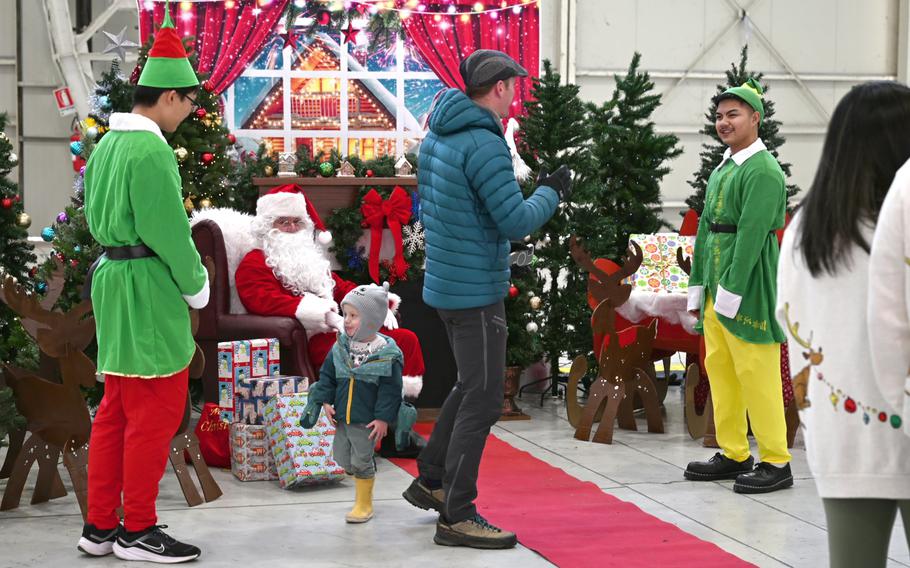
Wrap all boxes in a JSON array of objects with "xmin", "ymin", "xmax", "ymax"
[{"xmin": 537, "ymin": 165, "xmax": 573, "ymax": 201}]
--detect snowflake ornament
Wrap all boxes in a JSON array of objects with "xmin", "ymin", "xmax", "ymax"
[{"xmin": 402, "ymin": 221, "xmax": 425, "ymax": 255}]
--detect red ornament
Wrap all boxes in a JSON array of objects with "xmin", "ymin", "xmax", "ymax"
[
  {"xmin": 509, "ymin": 285, "xmax": 519, "ymax": 298},
  {"xmin": 879, "ymin": 411, "xmax": 888, "ymax": 422},
  {"xmin": 227, "ymin": 133, "xmax": 237, "ymax": 144},
  {"xmin": 317, "ymin": 10, "xmax": 332, "ymax": 26},
  {"xmin": 196, "ymin": 108, "xmax": 207, "ymax": 118},
  {"xmin": 13, "ymin": 194, "xmax": 20, "ymax": 203},
  {"xmin": 201, "ymin": 152, "xmax": 215, "ymax": 164},
  {"xmin": 1, "ymin": 198, "xmax": 11, "ymax": 209},
  {"xmin": 28, "ymin": 267, "xmax": 37, "ymax": 278},
  {"xmin": 70, "ymin": 259, "xmax": 79, "ymax": 268},
  {"xmin": 844, "ymin": 398, "xmax": 857, "ymax": 413},
  {"xmin": 365, "ymin": 169, "xmax": 374, "ymax": 177}
]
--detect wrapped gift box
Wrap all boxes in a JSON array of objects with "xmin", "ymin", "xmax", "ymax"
[
  {"xmin": 217, "ymin": 338, "xmax": 280, "ymax": 422},
  {"xmin": 235, "ymin": 375, "xmax": 309, "ymax": 426},
  {"xmin": 625, "ymin": 233, "xmax": 695, "ymax": 293},
  {"xmin": 265, "ymin": 393, "xmax": 345, "ymax": 489},
  {"xmin": 230, "ymin": 423, "xmax": 278, "ymax": 482}
]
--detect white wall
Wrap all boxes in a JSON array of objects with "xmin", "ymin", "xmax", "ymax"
[{"xmin": 541, "ymin": 0, "xmax": 901, "ymax": 224}]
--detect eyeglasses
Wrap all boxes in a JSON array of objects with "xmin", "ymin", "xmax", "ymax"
[{"xmin": 184, "ymin": 94, "xmax": 200, "ymax": 112}]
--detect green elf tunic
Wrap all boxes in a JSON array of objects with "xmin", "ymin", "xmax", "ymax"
[
  {"xmin": 687, "ymin": 138, "xmax": 787, "ymax": 344},
  {"xmin": 84, "ymin": 112, "xmax": 209, "ymax": 378}
]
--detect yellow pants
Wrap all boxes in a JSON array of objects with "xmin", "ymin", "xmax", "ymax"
[{"xmin": 704, "ymin": 297, "xmax": 791, "ymax": 464}]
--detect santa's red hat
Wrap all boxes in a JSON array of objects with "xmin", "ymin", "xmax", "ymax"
[{"xmin": 257, "ymin": 184, "xmax": 332, "ymax": 244}]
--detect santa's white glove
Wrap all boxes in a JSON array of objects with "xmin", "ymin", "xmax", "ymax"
[
  {"xmin": 325, "ymin": 310, "xmax": 345, "ymax": 334},
  {"xmin": 383, "ymin": 309, "xmax": 399, "ymax": 330}
]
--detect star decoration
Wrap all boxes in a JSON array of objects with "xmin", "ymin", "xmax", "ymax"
[
  {"xmin": 281, "ymin": 27, "xmax": 300, "ymax": 51},
  {"xmin": 402, "ymin": 221, "xmax": 425, "ymax": 255},
  {"xmin": 342, "ymin": 21, "xmax": 359, "ymax": 44},
  {"xmin": 102, "ymin": 27, "xmax": 140, "ymax": 62}
]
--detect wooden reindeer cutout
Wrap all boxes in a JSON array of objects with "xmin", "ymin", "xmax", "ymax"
[
  {"xmin": 783, "ymin": 302, "xmax": 823, "ymax": 410},
  {"xmin": 566, "ymin": 237, "xmax": 664, "ymax": 444},
  {"xmin": 675, "ymin": 245, "xmax": 712, "ymax": 439},
  {"xmin": 0, "ymin": 261, "xmax": 96, "ymax": 515}
]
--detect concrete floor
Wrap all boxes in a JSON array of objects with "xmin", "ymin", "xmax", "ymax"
[{"xmin": 1, "ymin": 385, "xmax": 908, "ymax": 567}]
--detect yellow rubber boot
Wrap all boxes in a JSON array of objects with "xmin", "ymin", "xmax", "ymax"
[{"xmin": 345, "ymin": 477, "xmax": 375, "ymax": 523}]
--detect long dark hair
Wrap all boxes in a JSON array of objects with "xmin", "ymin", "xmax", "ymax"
[{"xmin": 798, "ymin": 81, "xmax": 910, "ymax": 276}]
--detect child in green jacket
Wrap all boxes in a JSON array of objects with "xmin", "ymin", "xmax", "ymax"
[{"xmin": 306, "ymin": 282, "xmax": 403, "ymax": 523}]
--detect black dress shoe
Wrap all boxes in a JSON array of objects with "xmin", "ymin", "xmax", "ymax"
[
  {"xmin": 733, "ymin": 462, "xmax": 793, "ymax": 494},
  {"xmin": 684, "ymin": 452, "xmax": 755, "ymax": 481}
]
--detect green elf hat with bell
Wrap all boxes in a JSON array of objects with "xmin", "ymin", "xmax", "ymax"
[
  {"xmin": 717, "ymin": 78, "xmax": 765, "ymax": 122},
  {"xmin": 137, "ymin": 0, "xmax": 199, "ymax": 89}
]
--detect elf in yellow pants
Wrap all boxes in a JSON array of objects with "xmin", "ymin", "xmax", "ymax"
[{"xmin": 684, "ymin": 79, "xmax": 792, "ymax": 494}]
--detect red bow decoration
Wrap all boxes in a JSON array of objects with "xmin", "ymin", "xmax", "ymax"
[{"xmin": 360, "ymin": 186, "xmax": 412, "ymax": 283}]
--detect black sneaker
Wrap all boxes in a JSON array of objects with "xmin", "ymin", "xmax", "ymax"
[
  {"xmin": 402, "ymin": 477, "xmax": 445, "ymax": 512},
  {"xmin": 733, "ymin": 462, "xmax": 794, "ymax": 494},
  {"xmin": 684, "ymin": 452, "xmax": 755, "ymax": 481},
  {"xmin": 77, "ymin": 523, "xmax": 120, "ymax": 556},
  {"xmin": 113, "ymin": 525, "xmax": 201, "ymax": 564},
  {"xmin": 435, "ymin": 514, "xmax": 517, "ymax": 549}
]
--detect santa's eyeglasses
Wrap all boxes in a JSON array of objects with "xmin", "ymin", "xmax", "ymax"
[{"xmin": 274, "ymin": 217, "xmax": 304, "ymax": 228}]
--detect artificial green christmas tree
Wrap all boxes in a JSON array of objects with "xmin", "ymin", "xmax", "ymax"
[{"xmin": 684, "ymin": 45, "xmax": 799, "ymax": 214}]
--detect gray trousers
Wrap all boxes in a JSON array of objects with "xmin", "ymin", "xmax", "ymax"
[
  {"xmin": 333, "ymin": 422, "xmax": 375, "ymax": 479},
  {"xmin": 417, "ymin": 300, "xmax": 506, "ymax": 523},
  {"xmin": 824, "ymin": 498, "xmax": 910, "ymax": 568}
]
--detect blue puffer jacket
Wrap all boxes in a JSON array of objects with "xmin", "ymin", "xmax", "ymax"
[{"xmin": 418, "ymin": 89, "xmax": 559, "ymax": 310}]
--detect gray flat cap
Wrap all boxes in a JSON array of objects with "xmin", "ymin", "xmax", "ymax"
[{"xmin": 459, "ymin": 49, "xmax": 528, "ymax": 89}]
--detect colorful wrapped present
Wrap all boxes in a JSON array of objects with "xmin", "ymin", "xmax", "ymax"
[
  {"xmin": 235, "ymin": 375, "xmax": 309, "ymax": 426},
  {"xmin": 265, "ymin": 393, "xmax": 346, "ymax": 489},
  {"xmin": 625, "ymin": 233, "xmax": 695, "ymax": 293},
  {"xmin": 217, "ymin": 338, "xmax": 280, "ymax": 422},
  {"xmin": 230, "ymin": 423, "xmax": 278, "ymax": 482}
]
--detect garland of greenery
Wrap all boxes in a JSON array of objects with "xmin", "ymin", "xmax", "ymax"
[{"xmin": 285, "ymin": 1, "xmax": 404, "ymax": 53}]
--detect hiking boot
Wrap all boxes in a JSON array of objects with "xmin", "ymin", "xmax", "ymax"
[
  {"xmin": 77, "ymin": 523, "xmax": 120, "ymax": 556},
  {"xmin": 402, "ymin": 477, "xmax": 445, "ymax": 513},
  {"xmin": 684, "ymin": 452, "xmax": 754, "ymax": 481},
  {"xmin": 113, "ymin": 525, "xmax": 201, "ymax": 563},
  {"xmin": 733, "ymin": 462, "xmax": 794, "ymax": 494},
  {"xmin": 434, "ymin": 514, "xmax": 517, "ymax": 549}
]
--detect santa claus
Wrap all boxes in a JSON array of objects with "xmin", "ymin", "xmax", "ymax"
[{"xmin": 234, "ymin": 184, "xmax": 425, "ymax": 400}]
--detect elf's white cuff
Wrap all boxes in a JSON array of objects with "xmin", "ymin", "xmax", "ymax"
[
  {"xmin": 402, "ymin": 375, "xmax": 423, "ymax": 398},
  {"xmin": 714, "ymin": 285, "xmax": 742, "ymax": 319},
  {"xmin": 296, "ymin": 294, "xmax": 334, "ymax": 334},
  {"xmin": 687, "ymin": 285, "xmax": 703, "ymax": 312},
  {"xmin": 183, "ymin": 279, "xmax": 210, "ymax": 310}
]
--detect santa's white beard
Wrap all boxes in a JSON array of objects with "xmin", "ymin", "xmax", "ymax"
[{"xmin": 262, "ymin": 229, "xmax": 334, "ymax": 300}]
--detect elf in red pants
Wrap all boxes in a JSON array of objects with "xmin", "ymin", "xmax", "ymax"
[{"xmin": 78, "ymin": 4, "xmax": 207, "ymax": 563}]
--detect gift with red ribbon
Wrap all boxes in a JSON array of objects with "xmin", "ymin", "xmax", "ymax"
[{"xmin": 360, "ymin": 186, "xmax": 412, "ymax": 283}]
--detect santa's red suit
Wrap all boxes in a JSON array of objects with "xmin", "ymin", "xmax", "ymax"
[{"xmin": 234, "ymin": 186, "xmax": 425, "ymax": 397}]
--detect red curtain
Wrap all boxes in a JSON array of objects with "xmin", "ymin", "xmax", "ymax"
[
  {"xmin": 137, "ymin": 0, "xmax": 288, "ymax": 94},
  {"xmin": 399, "ymin": 0, "xmax": 540, "ymax": 119}
]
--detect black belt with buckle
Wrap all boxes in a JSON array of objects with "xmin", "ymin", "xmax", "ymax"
[
  {"xmin": 81, "ymin": 244, "xmax": 158, "ymax": 300},
  {"xmin": 709, "ymin": 223, "xmax": 737, "ymax": 233}
]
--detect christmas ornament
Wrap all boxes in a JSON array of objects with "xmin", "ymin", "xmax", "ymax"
[
  {"xmin": 1, "ymin": 198, "xmax": 11, "ymax": 209},
  {"xmin": 227, "ymin": 133, "xmax": 237, "ymax": 144},
  {"xmin": 509, "ymin": 285, "xmax": 519, "ymax": 298},
  {"xmin": 70, "ymin": 141, "xmax": 83, "ymax": 156},
  {"xmin": 74, "ymin": 245, "xmax": 82, "ymax": 253},
  {"xmin": 101, "ymin": 26, "xmax": 140, "ymax": 61},
  {"xmin": 99, "ymin": 95, "xmax": 111, "ymax": 110},
  {"xmin": 530, "ymin": 296, "xmax": 542, "ymax": 310},
  {"xmin": 199, "ymin": 198, "xmax": 213, "ymax": 209},
  {"xmin": 86, "ymin": 126, "xmax": 99, "ymax": 140},
  {"xmin": 526, "ymin": 322, "xmax": 539, "ymax": 333},
  {"xmin": 402, "ymin": 221, "xmax": 425, "ymax": 254},
  {"xmin": 40, "ymin": 227, "xmax": 56, "ymax": 242},
  {"xmin": 263, "ymin": 165, "xmax": 275, "ymax": 176},
  {"xmin": 56, "ymin": 212, "xmax": 69, "ymax": 224},
  {"xmin": 317, "ymin": 10, "xmax": 331, "ymax": 25},
  {"xmin": 184, "ymin": 197, "xmax": 195, "ymax": 212},
  {"xmin": 8, "ymin": 152, "xmax": 17, "ymax": 167},
  {"xmin": 196, "ymin": 108, "xmax": 207, "ymax": 118},
  {"xmin": 16, "ymin": 212, "xmax": 30, "ymax": 228},
  {"xmin": 365, "ymin": 169, "xmax": 374, "ymax": 177},
  {"xmin": 342, "ymin": 22, "xmax": 358, "ymax": 44},
  {"xmin": 36, "ymin": 281, "xmax": 47, "ymax": 294},
  {"xmin": 201, "ymin": 152, "xmax": 215, "ymax": 164},
  {"xmin": 70, "ymin": 259, "xmax": 79, "ymax": 268},
  {"xmin": 319, "ymin": 161, "xmax": 335, "ymax": 177},
  {"xmin": 174, "ymin": 146, "xmax": 188, "ymax": 162}
]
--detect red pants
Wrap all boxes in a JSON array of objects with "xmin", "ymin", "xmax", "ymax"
[
  {"xmin": 308, "ymin": 327, "xmax": 425, "ymax": 377},
  {"xmin": 87, "ymin": 369, "xmax": 188, "ymax": 532}
]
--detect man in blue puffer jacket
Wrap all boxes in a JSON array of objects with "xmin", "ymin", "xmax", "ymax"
[{"xmin": 402, "ymin": 49, "xmax": 573, "ymax": 549}]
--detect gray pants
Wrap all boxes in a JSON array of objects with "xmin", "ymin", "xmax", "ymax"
[
  {"xmin": 333, "ymin": 422, "xmax": 375, "ymax": 479},
  {"xmin": 417, "ymin": 301, "xmax": 506, "ymax": 523},
  {"xmin": 823, "ymin": 498, "xmax": 910, "ymax": 568}
]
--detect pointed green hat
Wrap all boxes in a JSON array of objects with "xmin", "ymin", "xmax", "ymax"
[
  {"xmin": 718, "ymin": 78, "xmax": 765, "ymax": 121},
  {"xmin": 137, "ymin": 1, "xmax": 199, "ymax": 89}
]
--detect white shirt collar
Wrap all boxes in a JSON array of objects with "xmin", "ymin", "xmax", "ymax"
[
  {"xmin": 108, "ymin": 112, "xmax": 167, "ymax": 143},
  {"xmin": 719, "ymin": 138, "xmax": 767, "ymax": 167}
]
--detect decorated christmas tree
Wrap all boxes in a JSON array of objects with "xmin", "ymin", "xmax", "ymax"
[
  {"xmin": 685, "ymin": 45, "xmax": 799, "ymax": 214},
  {"xmin": 517, "ymin": 60, "xmax": 593, "ymax": 379},
  {"xmin": 0, "ymin": 112, "xmax": 38, "ymax": 367}
]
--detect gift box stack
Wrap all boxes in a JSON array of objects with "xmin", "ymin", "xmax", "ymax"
[
  {"xmin": 265, "ymin": 392, "xmax": 346, "ymax": 489},
  {"xmin": 625, "ymin": 233, "xmax": 695, "ymax": 293},
  {"xmin": 217, "ymin": 338, "xmax": 282, "ymax": 423}
]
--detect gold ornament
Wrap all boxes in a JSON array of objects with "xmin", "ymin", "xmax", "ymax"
[
  {"xmin": 263, "ymin": 165, "xmax": 274, "ymax": 176},
  {"xmin": 16, "ymin": 212, "xmax": 31, "ymax": 228},
  {"xmin": 174, "ymin": 146, "xmax": 189, "ymax": 162},
  {"xmin": 184, "ymin": 196, "xmax": 195, "ymax": 212},
  {"xmin": 530, "ymin": 296, "xmax": 541, "ymax": 310},
  {"xmin": 199, "ymin": 198, "xmax": 213, "ymax": 209}
]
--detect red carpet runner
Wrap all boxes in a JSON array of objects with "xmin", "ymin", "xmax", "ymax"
[{"xmin": 390, "ymin": 423, "xmax": 754, "ymax": 568}]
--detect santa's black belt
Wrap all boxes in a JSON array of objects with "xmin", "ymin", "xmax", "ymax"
[
  {"xmin": 104, "ymin": 244, "xmax": 157, "ymax": 260},
  {"xmin": 709, "ymin": 223, "xmax": 777, "ymax": 235}
]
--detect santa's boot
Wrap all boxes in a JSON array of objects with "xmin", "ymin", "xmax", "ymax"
[{"xmin": 346, "ymin": 478, "xmax": 375, "ymax": 523}]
